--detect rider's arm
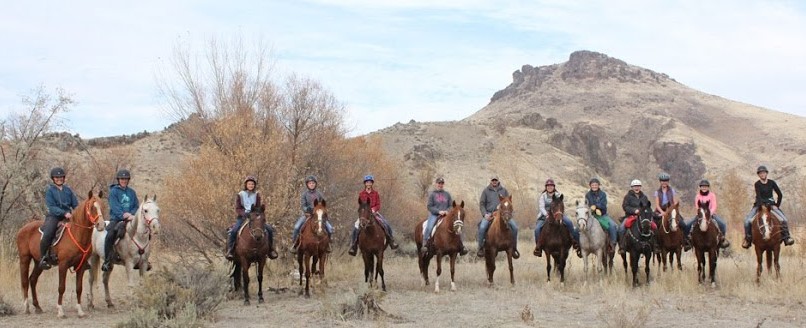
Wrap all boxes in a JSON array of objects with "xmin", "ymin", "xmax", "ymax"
[
  {"xmin": 538, "ymin": 193, "xmax": 548, "ymax": 217},
  {"xmin": 427, "ymin": 192, "xmax": 440, "ymax": 215},
  {"xmin": 479, "ymin": 190, "xmax": 487, "ymax": 217},
  {"xmin": 235, "ymin": 193, "xmax": 246, "ymax": 217},
  {"xmin": 772, "ymin": 181, "xmax": 783, "ymax": 207}
]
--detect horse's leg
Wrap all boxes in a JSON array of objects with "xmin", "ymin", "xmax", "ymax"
[
  {"xmin": 419, "ymin": 253, "xmax": 430, "ymax": 286},
  {"xmin": 675, "ymin": 247, "xmax": 683, "ymax": 271},
  {"xmin": 57, "ymin": 264, "xmax": 67, "ymax": 318},
  {"xmin": 304, "ymin": 254, "xmax": 311, "ymax": 298},
  {"xmin": 434, "ymin": 252, "xmax": 443, "ymax": 293},
  {"xmin": 19, "ymin": 254, "xmax": 32, "ymax": 314},
  {"xmin": 696, "ymin": 249, "xmax": 706, "ymax": 284},
  {"xmin": 755, "ymin": 247, "xmax": 763, "ymax": 284},
  {"xmin": 257, "ymin": 259, "xmax": 265, "ymax": 304},
  {"xmin": 630, "ymin": 252, "xmax": 639, "ymax": 287},
  {"xmin": 559, "ymin": 249, "xmax": 568, "ymax": 284},
  {"xmin": 75, "ymin": 269, "xmax": 86, "ymax": 318},
  {"xmin": 708, "ymin": 249, "xmax": 717, "ymax": 287},
  {"xmin": 125, "ymin": 258, "xmax": 137, "ymax": 288},
  {"xmin": 773, "ymin": 248, "xmax": 781, "ymax": 280},
  {"xmin": 507, "ymin": 250, "xmax": 515, "ymax": 286},
  {"xmin": 87, "ymin": 255, "xmax": 98, "ymax": 309},
  {"xmin": 241, "ymin": 260, "xmax": 251, "ymax": 305},
  {"xmin": 377, "ymin": 251, "xmax": 386, "ymax": 292},
  {"xmin": 102, "ymin": 270, "xmax": 113, "ymax": 308},
  {"xmin": 29, "ymin": 265, "xmax": 44, "ymax": 314},
  {"xmin": 362, "ymin": 252, "xmax": 371, "ymax": 284},
  {"xmin": 765, "ymin": 249, "xmax": 773, "ymax": 277},
  {"xmin": 318, "ymin": 254, "xmax": 326, "ymax": 287},
  {"xmin": 297, "ymin": 253, "xmax": 304, "ymax": 288},
  {"xmin": 485, "ymin": 252, "xmax": 495, "ymax": 286},
  {"xmin": 449, "ymin": 253, "xmax": 458, "ymax": 292},
  {"xmin": 644, "ymin": 251, "xmax": 651, "ymax": 285}
]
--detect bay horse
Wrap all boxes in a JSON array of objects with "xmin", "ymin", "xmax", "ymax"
[
  {"xmin": 751, "ymin": 202, "xmax": 781, "ymax": 283},
  {"xmin": 576, "ymin": 200, "xmax": 607, "ymax": 283},
  {"xmin": 414, "ymin": 200, "xmax": 466, "ymax": 293},
  {"xmin": 690, "ymin": 200, "xmax": 719, "ymax": 287},
  {"xmin": 656, "ymin": 202, "xmax": 683, "ymax": 272},
  {"xmin": 228, "ymin": 204, "xmax": 270, "ymax": 305},
  {"xmin": 538, "ymin": 194, "xmax": 571, "ymax": 283},
  {"xmin": 16, "ymin": 190, "xmax": 105, "ymax": 318},
  {"xmin": 297, "ymin": 198, "xmax": 330, "ymax": 298},
  {"xmin": 620, "ymin": 202, "xmax": 654, "ymax": 287},
  {"xmin": 482, "ymin": 195, "xmax": 516, "ymax": 287},
  {"xmin": 88, "ymin": 194, "xmax": 160, "ymax": 308},
  {"xmin": 357, "ymin": 198, "xmax": 388, "ymax": 291}
]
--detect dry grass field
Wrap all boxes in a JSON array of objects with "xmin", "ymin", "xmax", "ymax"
[{"xmin": 1, "ymin": 228, "xmax": 805, "ymax": 327}]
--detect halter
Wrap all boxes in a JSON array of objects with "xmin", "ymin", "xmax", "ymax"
[
  {"xmin": 129, "ymin": 201, "xmax": 158, "ymax": 256},
  {"xmin": 246, "ymin": 212, "xmax": 265, "ymax": 241}
]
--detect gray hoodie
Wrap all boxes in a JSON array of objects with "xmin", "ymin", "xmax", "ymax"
[
  {"xmin": 427, "ymin": 189, "xmax": 453, "ymax": 215},
  {"xmin": 479, "ymin": 184, "xmax": 509, "ymax": 216}
]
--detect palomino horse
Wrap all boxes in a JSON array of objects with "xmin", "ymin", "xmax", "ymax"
[
  {"xmin": 414, "ymin": 200, "xmax": 466, "ymax": 293},
  {"xmin": 620, "ymin": 202, "xmax": 655, "ymax": 287},
  {"xmin": 690, "ymin": 201, "xmax": 719, "ymax": 287},
  {"xmin": 228, "ymin": 204, "xmax": 270, "ymax": 305},
  {"xmin": 357, "ymin": 198, "xmax": 388, "ymax": 291},
  {"xmin": 88, "ymin": 194, "xmax": 160, "ymax": 309},
  {"xmin": 656, "ymin": 202, "xmax": 683, "ymax": 272},
  {"xmin": 752, "ymin": 202, "xmax": 781, "ymax": 283},
  {"xmin": 482, "ymin": 195, "xmax": 516, "ymax": 287},
  {"xmin": 576, "ymin": 200, "xmax": 607, "ymax": 283},
  {"xmin": 17, "ymin": 190, "xmax": 105, "ymax": 318},
  {"xmin": 297, "ymin": 199, "xmax": 330, "ymax": 298},
  {"xmin": 538, "ymin": 194, "xmax": 572, "ymax": 283}
]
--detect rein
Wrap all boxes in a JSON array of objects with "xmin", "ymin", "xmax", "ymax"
[{"xmin": 66, "ymin": 199, "xmax": 99, "ymax": 273}]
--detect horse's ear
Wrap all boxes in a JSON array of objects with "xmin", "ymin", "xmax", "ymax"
[
  {"xmin": 259, "ymin": 204, "xmax": 265, "ymax": 212},
  {"xmin": 152, "ymin": 194, "xmax": 157, "ymax": 201},
  {"xmin": 314, "ymin": 199, "xmax": 319, "ymax": 207},
  {"xmin": 143, "ymin": 194, "xmax": 148, "ymax": 203},
  {"xmin": 499, "ymin": 194, "xmax": 505, "ymax": 202},
  {"xmin": 452, "ymin": 200, "xmax": 457, "ymax": 207},
  {"xmin": 250, "ymin": 204, "xmax": 256, "ymax": 212},
  {"xmin": 558, "ymin": 194, "xmax": 564, "ymax": 202},
  {"xmin": 576, "ymin": 200, "xmax": 580, "ymax": 206},
  {"xmin": 459, "ymin": 200, "xmax": 465, "ymax": 208},
  {"xmin": 321, "ymin": 199, "xmax": 326, "ymax": 207},
  {"xmin": 87, "ymin": 190, "xmax": 94, "ymax": 199},
  {"xmin": 98, "ymin": 190, "xmax": 104, "ymax": 198}
]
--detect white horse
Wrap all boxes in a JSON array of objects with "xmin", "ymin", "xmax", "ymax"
[
  {"xmin": 88, "ymin": 194, "xmax": 160, "ymax": 308},
  {"xmin": 576, "ymin": 200, "xmax": 607, "ymax": 284}
]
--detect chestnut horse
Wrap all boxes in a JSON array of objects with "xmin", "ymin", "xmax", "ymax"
[
  {"xmin": 297, "ymin": 199, "xmax": 330, "ymax": 298},
  {"xmin": 656, "ymin": 202, "xmax": 683, "ymax": 272},
  {"xmin": 414, "ymin": 200, "xmax": 466, "ymax": 293},
  {"xmin": 620, "ymin": 202, "xmax": 655, "ymax": 287},
  {"xmin": 537, "ymin": 194, "xmax": 572, "ymax": 283},
  {"xmin": 690, "ymin": 200, "xmax": 719, "ymax": 287},
  {"xmin": 751, "ymin": 203, "xmax": 781, "ymax": 283},
  {"xmin": 230, "ymin": 204, "xmax": 270, "ymax": 305},
  {"xmin": 482, "ymin": 195, "xmax": 516, "ymax": 287},
  {"xmin": 16, "ymin": 190, "xmax": 105, "ymax": 318},
  {"xmin": 357, "ymin": 198, "xmax": 388, "ymax": 291}
]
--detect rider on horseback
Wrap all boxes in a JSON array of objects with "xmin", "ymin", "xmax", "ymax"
[
  {"xmin": 585, "ymin": 178, "xmax": 618, "ymax": 252},
  {"xmin": 422, "ymin": 177, "xmax": 469, "ymax": 256},
  {"xmin": 39, "ymin": 167, "xmax": 79, "ymax": 270},
  {"xmin": 291, "ymin": 175, "xmax": 333, "ymax": 254},
  {"xmin": 619, "ymin": 179, "xmax": 654, "ymax": 255},
  {"xmin": 682, "ymin": 180, "xmax": 730, "ymax": 250},
  {"xmin": 226, "ymin": 176, "xmax": 278, "ymax": 260},
  {"xmin": 533, "ymin": 179, "xmax": 581, "ymax": 258},
  {"xmin": 742, "ymin": 166, "xmax": 795, "ymax": 248},
  {"xmin": 476, "ymin": 175, "xmax": 519, "ymax": 258},
  {"xmin": 348, "ymin": 175, "xmax": 399, "ymax": 256},
  {"xmin": 102, "ymin": 169, "xmax": 139, "ymax": 272},
  {"xmin": 653, "ymin": 173, "xmax": 679, "ymax": 227}
]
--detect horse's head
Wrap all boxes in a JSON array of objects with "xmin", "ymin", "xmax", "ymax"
[
  {"xmin": 313, "ymin": 198, "xmax": 328, "ymax": 236},
  {"xmin": 697, "ymin": 200, "xmax": 711, "ymax": 232},
  {"xmin": 139, "ymin": 194, "xmax": 161, "ymax": 235},
  {"xmin": 84, "ymin": 190, "xmax": 106, "ymax": 231},
  {"xmin": 664, "ymin": 202, "xmax": 680, "ymax": 232},
  {"xmin": 358, "ymin": 198, "xmax": 373, "ymax": 228},
  {"xmin": 497, "ymin": 195, "xmax": 513, "ymax": 224},
  {"xmin": 637, "ymin": 201, "xmax": 653, "ymax": 237},
  {"xmin": 549, "ymin": 194, "xmax": 565, "ymax": 223},
  {"xmin": 758, "ymin": 202, "xmax": 773, "ymax": 240},
  {"xmin": 447, "ymin": 200, "xmax": 466, "ymax": 235},
  {"xmin": 575, "ymin": 199, "xmax": 591, "ymax": 231},
  {"xmin": 247, "ymin": 203, "xmax": 266, "ymax": 241}
]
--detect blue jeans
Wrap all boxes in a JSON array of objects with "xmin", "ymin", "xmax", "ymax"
[
  {"xmin": 534, "ymin": 215, "xmax": 578, "ymax": 244},
  {"xmin": 744, "ymin": 206, "xmax": 788, "ymax": 238},
  {"xmin": 684, "ymin": 215, "xmax": 726, "ymax": 236},
  {"xmin": 423, "ymin": 214, "xmax": 438, "ymax": 243},
  {"xmin": 292, "ymin": 215, "xmax": 333, "ymax": 241},
  {"xmin": 602, "ymin": 216, "xmax": 618, "ymax": 244},
  {"xmin": 229, "ymin": 216, "xmax": 275, "ymax": 249},
  {"xmin": 477, "ymin": 217, "xmax": 518, "ymax": 249}
]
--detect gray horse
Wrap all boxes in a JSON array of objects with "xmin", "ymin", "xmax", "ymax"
[{"xmin": 576, "ymin": 200, "xmax": 608, "ymax": 283}]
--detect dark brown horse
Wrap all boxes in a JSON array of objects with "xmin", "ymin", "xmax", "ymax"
[
  {"xmin": 751, "ymin": 203, "xmax": 782, "ymax": 283},
  {"xmin": 537, "ymin": 194, "xmax": 571, "ymax": 283},
  {"xmin": 297, "ymin": 199, "xmax": 330, "ymax": 298},
  {"xmin": 690, "ymin": 200, "xmax": 719, "ymax": 287},
  {"xmin": 656, "ymin": 202, "xmax": 684, "ymax": 272},
  {"xmin": 230, "ymin": 204, "xmax": 270, "ymax": 305},
  {"xmin": 482, "ymin": 195, "xmax": 516, "ymax": 287},
  {"xmin": 17, "ymin": 191, "xmax": 105, "ymax": 318},
  {"xmin": 357, "ymin": 198, "xmax": 387, "ymax": 291},
  {"xmin": 414, "ymin": 200, "xmax": 466, "ymax": 293},
  {"xmin": 620, "ymin": 202, "xmax": 655, "ymax": 287}
]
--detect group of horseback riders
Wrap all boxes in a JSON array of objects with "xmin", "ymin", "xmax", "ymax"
[{"xmin": 39, "ymin": 167, "xmax": 142, "ymax": 272}]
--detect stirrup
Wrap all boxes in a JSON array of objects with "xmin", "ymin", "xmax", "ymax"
[
  {"xmin": 741, "ymin": 238, "xmax": 752, "ymax": 249},
  {"xmin": 39, "ymin": 258, "xmax": 52, "ymax": 270},
  {"xmin": 101, "ymin": 261, "xmax": 112, "ymax": 272},
  {"xmin": 784, "ymin": 237, "xmax": 795, "ymax": 246},
  {"xmin": 533, "ymin": 247, "xmax": 542, "ymax": 257}
]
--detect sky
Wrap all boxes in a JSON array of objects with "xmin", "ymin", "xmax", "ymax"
[{"xmin": 1, "ymin": 0, "xmax": 805, "ymax": 138}]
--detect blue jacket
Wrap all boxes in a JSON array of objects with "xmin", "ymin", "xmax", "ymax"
[
  {"xmin": 45, "ymin": 183, "xmax": 78, "ymax": 217},
  {"xmin": 585, "ymin": 189, "xmax": 608, "ymax": 215},
  {"xmin": 300, "ymin": 189, "xmax": 324, "ymax": 214},
  {"xmin": 109, "ymin": 184, "xmax": 139, "ymax": 222}
]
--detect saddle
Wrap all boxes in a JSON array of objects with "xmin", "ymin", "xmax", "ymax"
[
  {"xmin": 422, "ymin": 217, "xmax": 445, "ymax": 245},
  {"xmin": 38, "ymin": 222, "xmax": 66, "ymax": 247},
  {"xmin": 593, "ymin": 214, "xmax": 610, "ymax": 230},
  {"xmin": 623, "ymin": 215, "xmax": 657, "ymax": 230}
]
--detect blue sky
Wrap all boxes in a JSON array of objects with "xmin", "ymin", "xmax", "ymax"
[{"xmin": 1, "ymin": 0, "xmax": 805, "ymax": 138}]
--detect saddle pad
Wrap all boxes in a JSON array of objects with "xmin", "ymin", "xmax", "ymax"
[
  {"xmin": 623, "ymin": 215, "xmax": 636, "ymax": 229},
  {"xmin": 237, "ymin": 217, "xmax": 251, "ymax": 236},
  {"xmin": 421, "ymin": 218, "xmax": 444, "ymax": 238},
  {"xmin": 38, "ymin": 223, "xmax": 66, "ymax": 246},
  {"xmin": 595, "ymin": 215, "xmax": 610, "ymax": 230}
]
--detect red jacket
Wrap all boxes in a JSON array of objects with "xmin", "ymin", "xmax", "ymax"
[{"xmin": 359, "ymin": 189, "xmax": 381, "ymax": 212}]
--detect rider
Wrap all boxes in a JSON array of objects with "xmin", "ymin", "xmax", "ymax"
[
  {"xmin": 653, "ymin": 172, "xmax": 679, "ymax": 226},
  {"xmin": 102, "ymin": 169, "xmax": 139, "ymax": 272},
  {"xmin": 585, "ymin": 178, "xmax": 618, "ymax": 252},
  {"xmin": 422, "ymin": 177, "xmax": 469, "ymax": 256},
  {"xmin": 618, "ymin": 179, "xmax": 652, "ymax": 255},
  {"xmin": 39, "ymin": 167, "xmax": 79, "ymax": 270},
  {"xmin": 682, "ymin": 180, "xmax": 730, "ymax": 250},
  {"xmin": 348, "ymin": 175, "xmax": 399, "ymax": 256},
  {"xmin": 226, "ymin": 176, "xmax": 278, "ymax": 260},
  {"xmin": 290, "ymin": 175, "xmax": 333, "ymax": 254},
  {"xmin": 533, "ymin": 179, "xmax": 580, "ymax": 258},
  {"xmin": 742, "ymin": 165, "xmax": 795, "ymax": 248},
  {"xmin": 476, "ymin": 175, "xmax": 519, "ymax": 259}
]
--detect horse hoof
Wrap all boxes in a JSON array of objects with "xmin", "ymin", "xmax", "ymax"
[
  {"xmin": 711, "ymin": 282, "xmax": 717, "ymax": 288},
  {"xmin": 34, "ymin": 308, "xmax": 43, "ymax": 314},
  {"xmin": 244, "ymin": 300, "xmax": 250, "ymax": 306},
  {"xmin": 305, "ymin": 293, "xmax": 311, "ymax": 299},
  {"xmin": 107, "ymin": 303, "xmax": 115, "ymax": 308},
  {"xmin": 258, "ymin": 298, "xmax": 264, "ymax": 304},
  {"xmin": 78, "ymin": 312, "xmax": 86, "ymax": 319}
]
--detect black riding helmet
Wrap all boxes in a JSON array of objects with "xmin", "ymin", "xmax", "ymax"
[
  {"xmin": 305, "ymin": 175, "xmax": 317, "ymax": 183},
  {"xmin": 50, "ymin": 167, "xmax": 66, "ymax": 178},
  {"xmin": 116, "ymin": 169, "xmax": 131, "ymax": 179},
  {"xmin": 756, "ymin": 165, "xmax": 768, "ymax": 174},
  {"xmin": 699, "ymin": 179, "xmax": 710, "ymax": 187}
]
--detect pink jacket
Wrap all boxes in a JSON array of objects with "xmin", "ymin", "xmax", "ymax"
[{"xmin": 694, "ymin": 192, "xmax": 717, "ymax": 215}]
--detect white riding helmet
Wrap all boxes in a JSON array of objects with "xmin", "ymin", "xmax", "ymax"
[{"xmin": 630, "ymin": 179, "xmax": 642, "ymax": 187}]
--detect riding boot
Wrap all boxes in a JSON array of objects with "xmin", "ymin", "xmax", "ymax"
[
  {"xmin": 290, "ymin": 236, "xmax": 299, "ymax": 254},
  {"xmin": 458, "ymin": 236, "xmax": 469, "ymax": 256},
  {"xmin": 511, "ymin": 236, "xmax": 520, "ymax": 259},
  {"xmin": 742, "ymin": 232, "xmax": 752, "ymax": 249},
  {"xmin": 683, "ymin": 233, "xmax": 692, "ymax": 252},
  {"xmin": 267, "ymin": 236, "xmax": 278, "ymax": 260},
  {"xmin": 781, "ymin": 221, "xmax": 795, "ymax": 246},
  {"xmin": 385, "ymin": 231, "xmax": 399, "ymax": 250},
  {"xmin": 618, "ymin": 236, "xmax": 627, "ymax": 255},
  {"xmin": 348, "ymin": 228, "xmax": 359, "ymax": 256},
  {"xmin": 225, "ymin": 230, "xmax": 236, "ymax": 260},
  {"xmin": 573, "ymin": 241, "xmax": 582, "ymax": 258},
  {"xmin": 718, "ymin": 233, "xmax": 731, "ymax": 249},
  {"xmin": 39, "ymin": 249, "xmax": 52, "ymax": 270}
]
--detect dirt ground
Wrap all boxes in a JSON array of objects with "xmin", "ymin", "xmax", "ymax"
[{"xmin": 2, "ymin": 242, "xmax": 805, "ymax": 327}]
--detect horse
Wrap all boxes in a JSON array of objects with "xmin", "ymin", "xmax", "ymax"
[
  {"xmin": 620, "ymin": 202, "xmax": 655, "ymax": 287},
  {"xmin": 226, "ymin": 204, "xmax": 271, "ymax": 305},
  {"xmin": 357, "ymin": 198, "xmax": 388, "ymax": 291},
  {"xmin": 88, "ymin": 194, "xmax": 160, "ymax": 309},
  {"xmin": 482, "ymin": 195, "xmax": 516, "ymax": 287},
  {"xmin": 537, "ymin": 194, "xmax": 572, "ymax": 283},
  {"xmin": 16, "ymin": 190, "xmax": 106, "ymax": 318},
  {"xmin": 297, "ymin": 198, "xmax": 330, "ymax": 298},
  {"xmin": 576, "ymin": 199, "xmax": 607, "ymax": 283},
  {"xmin": 656, "ymin": 202, "xmax": 683, "ymax": 272},
  {"xmin": 690, "ymin": 200, "xmax": 719, "ymax": 287},
  {"xmin": 751, "ymin": 202, "xmax": 781, "ymax": 283},
  {"xmin": 414, "ymin": 200, "xmax": 466, "ymax": 293}
]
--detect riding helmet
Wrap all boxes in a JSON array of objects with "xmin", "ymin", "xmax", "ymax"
[
  {"xmin": 50, "ymin": 167, "xmax": 66, "ymax": 178},
  {"xmin": 658, "ymin": 172, "xmax": 670, "ymax": 181},
  {"xmin": 305, "ymin": 175, "xmax": 317, "ymax": 183},
  {"xmin": 363, "ymin": 175, "xmax": 374, "ymax": 183},
  {"xmin": 756, "ymin": 165, "xmax": 768, "ymax": 173},
  {"xmin": 589, "ymin": 178, "xmax": 600, "ymax": 185},
  {"xmin": 699, "ymin": 179, "xmax": 710, "ymax": 187},
  {"xmin": 116, "ymin": 169, "xmax": 132, "ymax": 179},
  {"xmin": 545, "ymin": 178, "xmax": 555, "ymax": 186},
  {"xmin": 244, "ymin": 175, "xmax": 257, "ymax": 187},
  {"xmin": 630, "ymin": 179, "xmax": 642, "ymax": 187}
]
